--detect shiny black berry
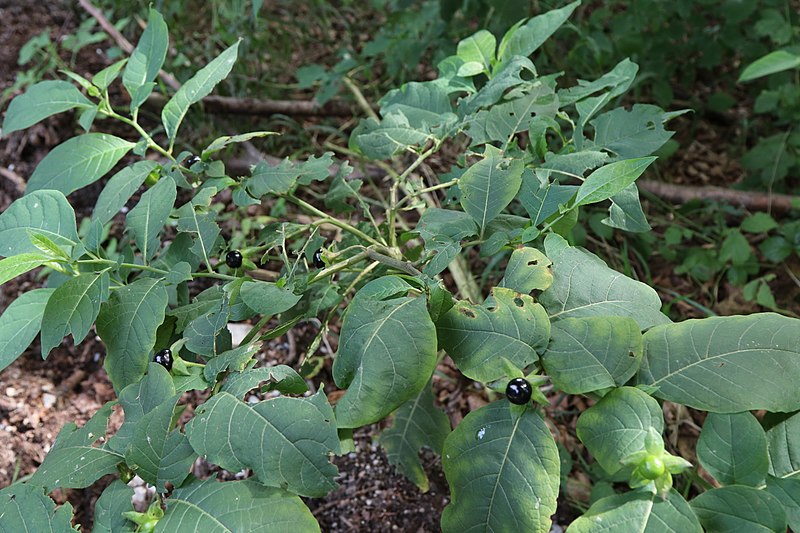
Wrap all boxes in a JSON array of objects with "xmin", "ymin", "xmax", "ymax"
[
  {"xmin": 506, "ymin": 377, "xmax": 532, "ymax": 405},
  {"xmin": 312, "ymin": 249, "xmax": 325, "ymax": 269},
  {"xmin": 186, "ymin": 155, "xmax": 201, "ymax": 166},
  {"xmin": 226, "ymin": 250, "xmax": 243, "ymax": 268},
  {"xmin": 154, "ymin": 349, "xmax": 173, "ymax": 371}
]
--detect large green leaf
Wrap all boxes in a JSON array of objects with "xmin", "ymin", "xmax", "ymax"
[
  {"xmin": 29, "ymin": 402, "xmax": 123, "ymax": 491},
  {"xmin": 184, "ymin": 298, "xmax": 230, "ymax": 357},
  {"xmin": 26, "ymin": 133, "xmax": 135, "ymax": 195},
  {"xmin": 574, "ymin": 157, "xmax": 656, "ymax": 207},
  {"xmin": 589, "ymin": 105, "xmax": 676, "ymax": 160},
  {"xmin": 40, "ymin": 272, "xmax": 109, "ymax": 358},
  {"xmin": 239, "ymin": 281, "xmax": 302, "ymax": 316},
  {"xmin": 576, "ymin": 387, "xmax": 664, "ymax": 475},
  {"xmin": 379, "ymin": 80, "xmax": 455, "ymax": 131},
  {"xmin": 437, "ymin": 287, "xmax": 550, "ymax": 382},
  {"xmin": 697, "ymin": 412, "xmax": 769, "ymax": 487},
  {"xmin": 603, "ymin": 183, "xmax": 651, "ymax": 233},
  {"xmin": 158, "ymin": 477, "xmax": 320, "ymax": 532},
  {"xmin": 499, "ymin": 246, "xmax": 553, "ymax": 293},
  {"xmin": 379, "ymin": 380, "xmax": 451, "ymax": 492},
  {"xmin": 567, "ymin": 489, "xmax": 702, "ymax": 533},
  {"xmin": 765, "ymin": 476, "xmax": 800, "ymax": 531},
  {"xmin": 333, "ymin": 277, "xmax": 438, "ymax": 428},
  {"xmin": 203, "ymin": 343, "xmax": 260, "ymax": 382},
  {"xmin": 220, "ymin": 365, "xmax": 308, "ymax": 399},
  {"xmin": 125, "ymin": 392, "xmax": 195, "ymax": 492},
  {"xmin": 161, "ymin": 41, "xmax": 240, "ymax": 142},
  {"xmin": 459, "ymin": 148, "xmax": 524, "ymax": 232},
  {"xmin": 2, "ymin": 80, "xmax": 93, "ymax": 136},
  {"xmin": 457, "ymin": 30, "xmax": 495, "ymax": 74},
  {"xmin": 0, "ymin": 484, "xmax": 78, "ymax": 532},
  {"xmin": 93, "ymin": 161, "xmax": 159, "ymax": 225},
  {"xmin": 558, "ymin": 58, "xmax": 638, "ymax": 107},
  {"xmin": 122, "ymin": 7, "xmax": 168, "ymax": 112},
  {"xmin": 518, "ymin": 177, "xmax": 578, "ymax": 226},
  {"xmin": 497, "ymin": 0, "xmax": 580, "ymax": 64},
  {"xmin": 691, "ymin": 486, "xmax": 787, "ymax": 533},
  {"xmin": 350, "ymin": 112, "xmax": 432, "ymax": 160},
  {"xmin": 0, "ymin": 288, "xmax": 54, "ymax": 372},
  {"xmin": 765, "ymin": 411, "xmax": 800, "ymax": 479},
  {"xmin": 175, "ymin": 191, "xmax": 221, "ymax": 267},
  {"xmin": 739, "ymin": 50, "xmax": 800, "ymax": 82},
  {"xmin": 126, "ymin": 175, "xmax": 176, "ymax": 262},
  {"xmin": 185, "ymin": 390, "xmax": 339, "ymax": 497},
  {"xmin": 540, "ymin": 233, "xmax": 670, "ymax": 329},
  {"xmin": 441, "ymin": 402, "xmax": 559, "ymax": 533},
  {"xmin": 541, "ymin": 316, "xmax": 643, "ymax": 394},
  {"xmin": 465, "ymin": 86, "xmax": 559, "ymax": 146},
  {"xmin": 0, "ymin": 253, "xmax": 53, "ymax": 285},
  {"xmin": 93, "ymin": 480, "xmax": 136, "ymax": 533},
  {"xmin": 637, "ymin": 313, "xmax": 800, "ymax": 412},
  {"xmin": 246, "ymin": 152, "xmax": 334, "ymax": 197},
  {"xmin": 0, "ymin": 190, "xmax": 78, "ymax": 257},
  {"xmin": 97, "ymin": 278, "xmax": 169, "ymax": 391}
]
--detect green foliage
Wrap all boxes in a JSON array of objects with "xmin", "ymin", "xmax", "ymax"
[{"xmin": 1, "ymin": 4, "xmax": 799, "ymax": 531}]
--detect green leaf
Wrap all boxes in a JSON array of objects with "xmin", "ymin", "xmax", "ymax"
[
  {"xmin": 93, "ymin": 161, "xmax": 159, "ymax": 225},
  {"xmin": 540, "ymin": 234, "xmax": 670, "ymax": 329},
  {"xmin": 465, "ymin": 86, "xmax": 559, "ymax": 146},
  {"xmin": 159, "ymin": 477, "xmax": 320, "ymax": 532},
  {"xmin": 437, "ymin": 287, "xmax": 550, "ymax": 382},
  {"xmin": 0, "ymin": 253, "xmax": 53, "ymax": 285},
  {"xmin": 457, "ymin": 30, "xmax": 495, "ymax": 74},
  {"xmin": 2, "ymin": 80, "xmax": 92, "ymax": 136},
  {"xmin": 220, "ymin": 365, "xmax": 308, "ymax": 398},
  {"xmin": 575, "ymin": 157, "xmax": 656, "ymax": 207},
  {"xmin": 567, "ymin": 489, "xmax": 702, "ymax": 533},
  {"xmin": 203, "ymin": 343, "xmax": 260, "ymax": 382},
  {"xmin": 350, "ymin": 112, "xmax": 431, "ymax": 160},
  {"xmin": 765, "ymin": 476, "xmax": 800, "ymax": 531},
  {"xmin": 459, "ymin": 149, "xmax": 524, "ymax": 232},
  {"xmin": 29, "ymin": 402, "xmax": 123, "ymax": 491},
  {"xmin": 125, "ymin": 392, "xmax": 195, "ymax": 492},
  {"xmin": 333, "ymin": 276, "xmax": 438, "ymax": 428},
  {"xmin": 201, "ymin": 131, "xmax": 276, "ymax": 158},
  {"xmin": 739, "ymin": 50, "xmax": 800, "ymax": 82},
  {"xmin": 541, "ymin": 316, "xmax": 643, "ymax": 394},
  {"xmin": 109, "ymin": 363, "xmax": 175, "ymax": 455},
  {"xmin": 441, "ymin": 402, "xmax": 559, "ymax": 533},
  {"xmin": 379, "ymin": 80, "xmax": 455, "ymax": 132},
  {"xmin": 0, "ymin": 190, "xmax": 78, "ymax": 257},
  {"xmin": 122, "ymin": 8, "xmax": 168, "ymax": 112},
  {"xmin": 0, "ymin": 288, "xmax": 54, "ymax": 372},
  {"xmin": 175, "ymin": 193, "xmax": 221, "ymax": 267},
  {"xmin": 499, "ymin": 246, "xmax": 553, "ymax": 293},
  {"xmin": 97, "ymin": 278, "xmax": 169, "ymax": 392},
  {"xmin": 589, "ymin": 105, "xmax": 676, "ymax": 160},
  {"xmin": 603, "ymin": 183, "xmax": 651, "ymax": 233},
  {"xmin": 379, "ymin": 380, "xmax": 450, "ymax": 492},
  {"xmin": 691, "ymin": 486, "xmax": 787, "ymax": 532},
  {"xmin": 765, "ymin": 411, "xmax": 800, "ymax": 479},
  {"xmin": 239, "ymin": 281, "xmax": 302, "ymax": 316},
  {"xmin": 576, "ymin": 386, "xmax": 664, "ymax": 475},
  {"xmin": 186, "ymin": 390, "xmax": 339, "ymax": 497},
  {"xmin": 40, "ymin": 272, "xmax": 110, "ymax": 358},
  {"xmin": 28, "ymin": 231, "xmax": 71, "ymax": 261},
  {"xmin": 459, "ymin": 56, "xmax": 536, "ymax": 113},
  {"xmin": 26, "ymin": 134, "xmax": 136, "ymax": 195},
  {"xmin": 126, "ymin": 175, "xmax": 176, "ymax": 262},
  {"xmin": 184, "ymin": 298, "xmax": 230, "ymax": 356},
  {"xmin": 637, "ymin": 313, "xmax": 800, "ymax": 412},
  {"xmin": 741, "ymin": 212, "xmax": 779, "ymax": 233},
  {"xmin": 697, "ymin": 412, "xmax": 769, "ymax": 487},
  {"xmin": 0, "ymin": 484, "xmax": 78, "ymax": 532},
  {"xmin": 92, "ymin": 480, "xmax": 136, "ymax": 533},
  {"xmin": 161, "ymin": 41, "xmax": 240, "ymax": 142},
  {"xmin": 518, "ymin": 178, "xmax": 578, "ymax": 227},
  {"xmin": 92, "ymin": 58, "xmax": 128, "ymax": 92},
  {"xmin": 497, "ymin": 0, "xmax": 580, "ymax": 64}
]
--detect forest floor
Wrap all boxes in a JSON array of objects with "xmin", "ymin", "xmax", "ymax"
[{"xmin": 0, "ymin": 1, "xmax": 798, "ymax": 531}]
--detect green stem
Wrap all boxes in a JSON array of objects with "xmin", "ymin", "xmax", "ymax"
[
  {"xmin": 396, "ymin": 178, "xmax": 459, "ymax": 209},
  {"xmin": 77, "ymin": 259, "xmax": 236, "ymax": 282},
  {"xmin": 342, "ymin": 76, "xmax": 380, "ymax": 121},
  {"xmin": 284, "ymin": 195, "xmax": 384, "ymax": 247},
  {"xmin": 308, "ymin": 251, "xmax": 369, "ymax": 284}
]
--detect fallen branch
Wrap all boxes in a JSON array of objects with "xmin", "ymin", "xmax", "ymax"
[
  {"xmin": 145, "ymin": 93, "xmax": 358, "ymax": 117},
  {"xmin": 638, "ymin": 180, "xmax": 798, "ymax": 215},
  {"xmin": 0, "ymin": 167, "xmax": 26, "ymax": 196}
]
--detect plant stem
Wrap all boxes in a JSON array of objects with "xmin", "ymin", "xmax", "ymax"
[
  {"xmin": 101, "ymin": 104, "xmax": 174, "ymax": 161},
  {"xmin": 342, "ymin": 76, "xmax": 379, "ymax": 121},
  {"xmin": 284, "ymin": 194, "xmax": 384, "ymax": 247}
]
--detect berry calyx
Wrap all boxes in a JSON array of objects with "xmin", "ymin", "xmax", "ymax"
[
  {"xmin": 313, "ymin": 249, "xmax": 325, "ymax": 269},
  {"xmin": 505, "ymin": 377, "xmax": 532, "ymax": 405},
  {"xmin": 153, "ymin": 349, "xmax": 173, "ymax": 371},
  {"xmin": 226, "ymin": 250, "xmax": 243, "ymax": 268}
]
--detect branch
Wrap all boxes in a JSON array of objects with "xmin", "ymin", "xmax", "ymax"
[
  {"xmin": 638, "ymin": 180, "xmax": 798, "ymax": 214},
  {"xmin": 145, "ymin": 93, "xmax": 358, "ymax": 117}
]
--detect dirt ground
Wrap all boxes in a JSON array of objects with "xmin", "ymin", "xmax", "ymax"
[{"xmin": 0, "ymin": 1, "xmax": 798, "ymax": 532}]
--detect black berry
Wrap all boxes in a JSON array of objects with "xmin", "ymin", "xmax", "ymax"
[
  {"xmin": 186, "ymin": 155, "xmax": 201, "ymax": 166},
  {"xmin": 506, "ymin": 377, "xmax": 532, "ymax": 405},
  {"xmin": 226, "ymin": 250, "xmax": 243, "ymax": 268},
  {"xmin": 313, "ymin": 249, "xmax": 325, "ymax": 269},
  {"xmin": 154, "ymin": 349, "xmax": 173, "ymax": 371}
]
